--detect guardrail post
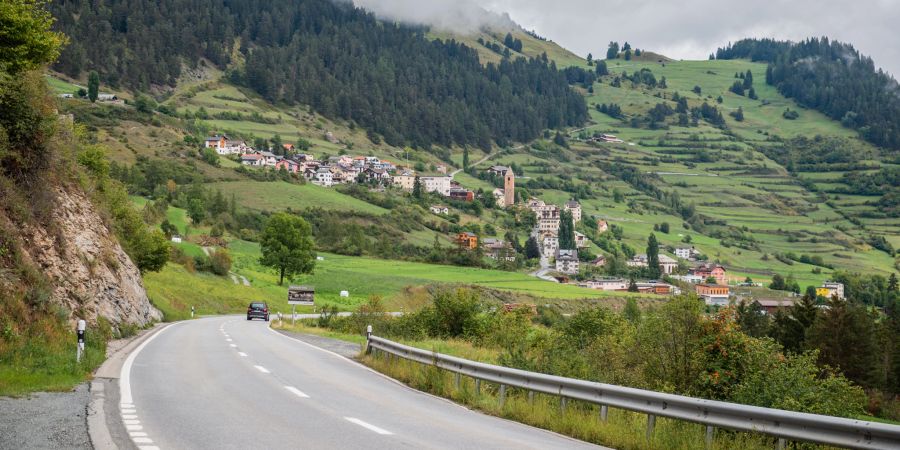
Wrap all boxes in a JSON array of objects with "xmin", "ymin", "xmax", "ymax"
[
  {"xmin": 454, "ymin": 372, "xmax": 460, "ymax": 390},
  {"xmin": 646, "ymin": 414, "xmax": 656, "ymax": 440},
  {"xmin": 528, "ymin": 391, "xmax": 534, "ymax": 405},
  {"xmin": 600, "ymin": 405, "xmax": 608, "ymax": 422},
  {"xmin": 777, "ymin": 438, "xmax": 786, "ymax": 450},
  {"xmin": 705, "ymin": 425, "xmax": 714, "ymax": 449},
  {"xmin": 499, "ymin": 384, "xmax": 507, "ymax": 408},
  {"xmin": 475, "ymin": 379, "xmax": 481, "ymax": 395},
  {"xmin": 560, "ymin": 397, "xmax": 567, "ymax": 412},
  {"xmin": 365, "ymin": 325, "xmax": 372, "ymax": 354}
]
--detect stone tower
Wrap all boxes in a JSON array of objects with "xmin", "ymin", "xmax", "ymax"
[{"xmin": 504, "ymin": 169, "xmax": 515, "ymax": 207}]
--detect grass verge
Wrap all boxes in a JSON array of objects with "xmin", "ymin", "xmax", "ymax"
[{"xmin": 360, "ymin": 351, "xmax": 837, "ymax": 450}]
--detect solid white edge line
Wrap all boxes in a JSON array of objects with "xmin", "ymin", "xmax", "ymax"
[
  {"xmin": 285, "ymin": 386, "xmax": 310, "ymax": 398},
  {"xmin": 120, "ymin": 323, "xmax": 180, "ymax": 405},
  {"xmin": 254, "ymin": 365, "xmax": 270, "ymax": 374},
  {"xmin": 344, "ymin": 417, "xmax": 393, "ymax": 435}
]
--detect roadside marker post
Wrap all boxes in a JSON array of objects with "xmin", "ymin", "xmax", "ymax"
[
  {"xmin": 76, "ymin": 319, "xmax": 86, "ymax": 363},
  {"xmin": 365, "ymin": 325, "xmax": 373, "ymax": 354},
  {"xmin": 191, "ymin": 305, "xmax": 195, "ymax": 318}
]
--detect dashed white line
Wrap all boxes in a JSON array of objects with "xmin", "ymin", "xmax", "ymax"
[
  {"xmin": 123, "ymin": 419, "xmax": 141, "ymax": 425},
  {"xmin": 138, "ymin": 446, "xmax": 160, "ymax": 450},
  {"xmin": 226, "ymin": 338, "xmax": 233, "ymax": 342},
  {"xmin": 126, "ymin": 424, "xmax": 143, "ymax": 431},
  {"xmin": 122, "ymin": 414, "xmax": 138, "ymax": 419},
  {"xmin": 254, "ymin": 365, "xmax": 270, "ymax": 374},
  {"xmin": 285, "ymin": 386, "xmax": 310, "ymax": 398},
  {"xmin": 133, "ymin": 437, "xmax": 153, "ymax": 444},
  {"xmin": 237, "ymin": 352, "xmax": 248, "ymax": 357},
  {"xmin": 129, "ymin": 432, "xmax": 148, "ymax": 437},
  {"xmin": 230, "ymin": 344, "xmax": 237, "ymax": 348},
  {"xmin": 344, "ymin": 417, "xmax": 393, "ymax": 435}
]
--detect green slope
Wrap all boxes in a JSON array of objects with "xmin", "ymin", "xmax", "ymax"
[{"xmin": 487, "ymin": 56, "xmax": 897, "ymax": 287}]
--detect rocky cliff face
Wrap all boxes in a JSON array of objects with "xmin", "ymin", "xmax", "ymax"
[{"xmin": 17, "ymin": 187, "xmax": 161, "ymax": 327}]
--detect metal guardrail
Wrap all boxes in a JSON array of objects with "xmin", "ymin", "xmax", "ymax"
[{"xmin": 366, "ymin": 334, "xmax": 900, "ymax": 450}]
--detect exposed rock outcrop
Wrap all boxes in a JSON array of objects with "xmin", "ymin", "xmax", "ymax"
[{"xmin": 17, "ymin": 187, "xmax": 161, "ymax": 327}]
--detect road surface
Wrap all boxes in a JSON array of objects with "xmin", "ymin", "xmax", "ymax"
[{"xmin": 121, "ymin": 317, "xmax": 601, "ymax": 449}]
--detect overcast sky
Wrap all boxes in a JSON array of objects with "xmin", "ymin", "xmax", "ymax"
[{"xmin": 353, "ymin": 0, "xmax": 900, "ymax": 77}]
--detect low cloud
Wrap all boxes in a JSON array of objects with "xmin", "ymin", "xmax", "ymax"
[
  {"xmin": 476, "ymin": 0, "xmax": 900, "ymax": 77},
  {"xmin": 351, "ymin": 0, "xmax": 515, "ymax": 34}
]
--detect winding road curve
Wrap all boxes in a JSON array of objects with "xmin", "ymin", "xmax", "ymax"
[{"xmin": 119, "ymin": 316, "xmax": 602, "ymax": 449}]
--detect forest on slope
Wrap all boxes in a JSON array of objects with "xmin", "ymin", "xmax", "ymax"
[
  {"xmin": 48, "ymin": 0, "xmax": 587, "ymax": 150},
  {"xmin": 716, "ymin": 37, "xmax": 900, "ymax": 150}
]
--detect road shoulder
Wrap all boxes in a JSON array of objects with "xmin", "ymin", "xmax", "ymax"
[{"xmin": 273, "ymin": 328, "xmax": 363, "ymax": 359}]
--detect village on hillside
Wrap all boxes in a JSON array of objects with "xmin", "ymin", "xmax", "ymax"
[{"xmin": 207, "ymin": 134, "xmax": 847, "ymax": 311}]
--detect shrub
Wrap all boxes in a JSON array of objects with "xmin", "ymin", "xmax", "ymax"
[{"xmin": 208, "ymin": 249, "xmax": 231, "ymax": 276}]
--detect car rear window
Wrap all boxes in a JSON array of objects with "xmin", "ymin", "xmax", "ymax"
[{"xmin": 251, "ymin": 303, "xmax": 266, "ymax": 308}]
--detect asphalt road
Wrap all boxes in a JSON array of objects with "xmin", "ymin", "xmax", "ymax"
[{"xmin": 123, "ymin": 316, "xmax": 602, "ymax": 449}]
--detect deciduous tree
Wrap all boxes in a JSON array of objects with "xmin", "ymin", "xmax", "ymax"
[{"xmin": 259, "ymin": 212, "xmax": 316, "ymax": 285}]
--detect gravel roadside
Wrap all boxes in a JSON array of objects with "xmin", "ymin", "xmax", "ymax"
[{"xmin": 0, "ymin": 383, "xmax": 92, "ymax": 450}]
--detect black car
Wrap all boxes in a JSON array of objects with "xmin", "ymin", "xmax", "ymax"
[{"xmin": 246, "ymin": 302, "xmax": 269, "ymax": 321}]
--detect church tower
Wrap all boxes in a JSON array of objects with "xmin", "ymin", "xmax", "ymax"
[{"xmin": 504, "ymin": 169, "xmax": 515, "ymax": 207}]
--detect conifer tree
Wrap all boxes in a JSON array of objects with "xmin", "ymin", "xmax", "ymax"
[
  {"xmin": 558, "ymin": 210, "xmax": 575, "ymax": 250},
  {"xmin": 646, "ymin": 233, "xmax": 660, "ymax": 279}
]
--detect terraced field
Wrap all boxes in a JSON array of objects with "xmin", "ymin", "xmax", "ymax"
[{"xmin": 457, "ymin": 57, "xmax": 897, "ymax": 286}]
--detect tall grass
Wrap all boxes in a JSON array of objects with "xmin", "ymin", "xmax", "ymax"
[
  {"xmin": 362, "ymin": 352, "xmax": 837, "ymax": 450},
  {"xmin": 0, "ymin": 309, "xmax": 109, "ymax": 396}
]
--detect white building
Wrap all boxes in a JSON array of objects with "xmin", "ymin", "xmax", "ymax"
[
  {"xmin": 421, "ymin": 176, "xmax": 452, "ymax": 196},
  {"xmin": 313, "ymin": 168, "xmax": 334, "ymax": 187},
  {"xmin": 241, "ymin": 153, "xmax": 265, "ymax": 166},
  {"xmin": 555, "ymin": 249, "xmax": 579, "ymax": 275},
  {"xmin": 658, "ymin": 254, "xmax": 678, "ymax": 274},
  {"xmin": 628, "ymin": 254, "xmax": 678, "ymax": 274},
  {"xmin": 430, "ymin": 205, "xmax": 449, "ymax": 215},
  {"xmin": 542, "ymin": 235, "xmax": 558, "ymax": 255},
  {"xmin": 580, "ymin": 278, "xmax": 627, "ymax": 291},
  {"xmin": 529, "ymin": 199, "xmax": 561, "ymax": 236},
  {"xmin": 675, "ymin": 246, "xmax": 700, "ymax": 260},
  {"xmin": 819, "ymin": 281, "xmax": 846, "ymax": 300}
]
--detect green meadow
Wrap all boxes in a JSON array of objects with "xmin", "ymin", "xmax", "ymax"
[{"xmin": 207, "ymin": 181, "xmax": 389, "ymax": 215}]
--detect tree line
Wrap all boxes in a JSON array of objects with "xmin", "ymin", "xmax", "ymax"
[
  {"xmin": 48, "ymin": 0, "xmax": 587, "ymax": 150},
  {"xmin": 716, "ymin": 37, "xmax": 900, "ymax": 150}
]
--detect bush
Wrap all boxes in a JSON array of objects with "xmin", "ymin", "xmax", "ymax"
[{"xmin": 208, "ymin": 249, "xmax": 231, "ymax": 276}]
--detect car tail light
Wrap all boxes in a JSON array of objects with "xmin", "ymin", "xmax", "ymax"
[{"xmin": 263, "ymin": 308, "xmax": 268, "ymax": 313}]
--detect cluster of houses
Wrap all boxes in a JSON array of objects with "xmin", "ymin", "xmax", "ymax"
[
  {"xmin": 205, "ymin": 134, "xmax": 484, "ymax": 199},
  {"xmin": 523, "ymin": 198, "xmax": 591, "ymax": 275}
]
